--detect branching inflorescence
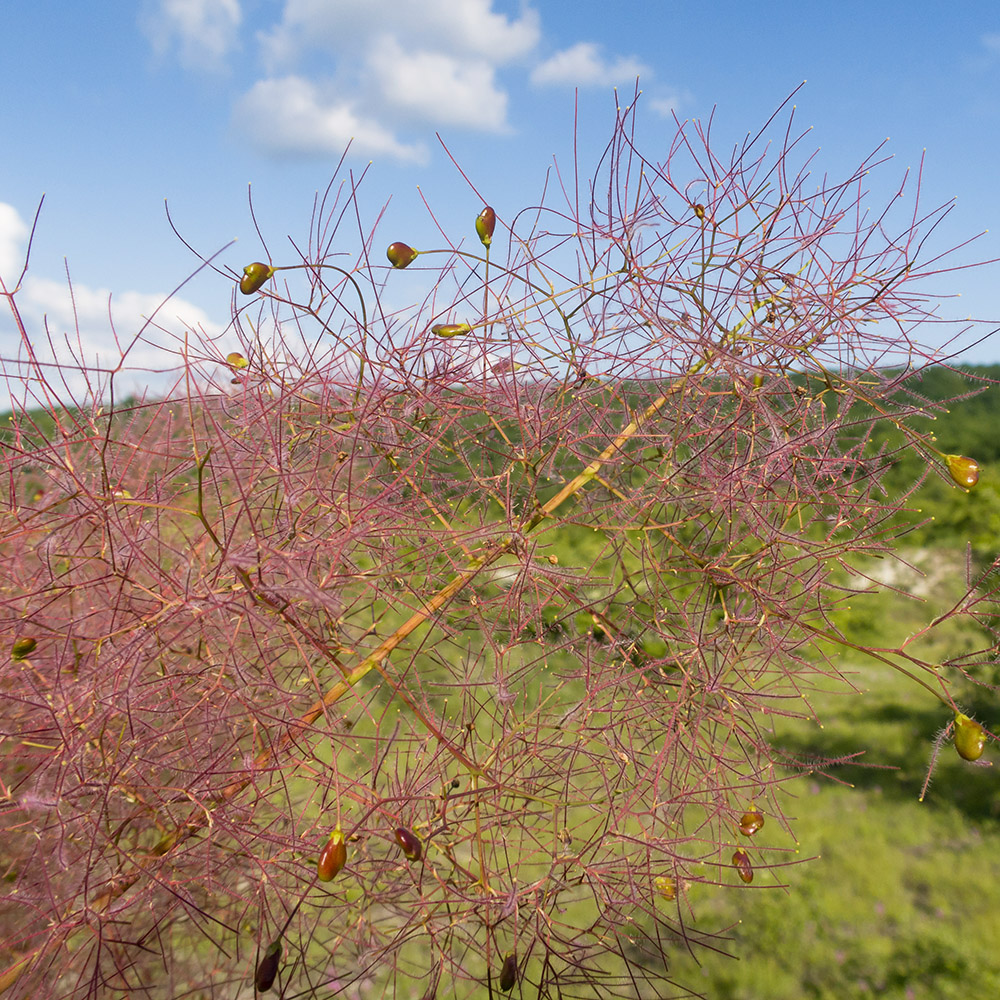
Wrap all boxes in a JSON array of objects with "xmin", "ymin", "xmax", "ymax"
[{"xmin": 1, "ymin": 91, "xmax": 997, "ymax": 998}]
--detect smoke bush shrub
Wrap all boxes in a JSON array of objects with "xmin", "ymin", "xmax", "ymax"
[{"xmin": 1, "ymin": 91, "xmax": 998, "ymax": 998}]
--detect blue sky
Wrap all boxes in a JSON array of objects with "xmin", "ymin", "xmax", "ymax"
[{"xmin": 4, "ymin": 0, "xmax": 1000, "ymax": 402}]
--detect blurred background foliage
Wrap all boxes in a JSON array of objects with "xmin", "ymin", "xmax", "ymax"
[{"xmin": 652, "ymin": 363, "xmax": 1000, "ymax": 998}]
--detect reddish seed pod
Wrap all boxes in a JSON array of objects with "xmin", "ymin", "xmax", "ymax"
[
  {"xmin": 498, "ymin": 952, "xmax": 517, "ymax": 992},
  {"xmin": 693, "ymin": 203, "xmax": 706, "ymax": 220},
  {"xmin": 254, "ymin": 940, "xmax": 282, "ymax": 992},
  {"xmin": 944, "ymin": 454, "xmax": 979, "ymax": 488},
  {"xmin": 386, "ymin": 242, "xmax": 419, "ymax": 268},
  {"xmin": 393, "ymin": 826, "xmax": 423, "ymax": 861},
  {"xmin": 476, "ymin": 206, "xmax": 496, "ymax": 247},
  {"xmin": 431, "ymin": 322, "xmax": 472, "ymax": 338},
  {"xmin": 317, "ymin": 825, "xmax": 347, "ymax": 881},
  {"xmin": 239, "ymin": 261, "xmax": 274, "ymax": 295},
  {"xmin": 732, "ymin": 848, "xmax": 753, "ymax": 883},
  {"xmin": 739, "ymin": 810, "xmax": 764, "ymax": 836},
  {"xmin": 12, "ymin": 638, "xmax": 37, "ymax": 661},
  {"xmin": 954, "ymin": 712, "xmax": 987, "ymax": 761}
]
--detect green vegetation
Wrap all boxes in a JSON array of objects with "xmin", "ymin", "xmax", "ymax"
[
  {"xmin": 664, "ymin": 650, "xmax": 1000, "ymax": 998},
  {"xmin": 646, "ymin": 365, "xmax": 1000, "ymax": 997}
]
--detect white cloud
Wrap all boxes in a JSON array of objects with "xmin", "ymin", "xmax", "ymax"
[
  {"xmin": 0, "ymin": 203, "xmax": 30, "ymax": 282},
  {"xmin": 259, "ymin": 0, "xmax": 540, "ymax": 70},
  {"xmin": 233, "ymin": 76, "xmax": 427, "ymax": 162},
  {"xmin": 234, "ymin": 0, "xmax": 540, "ymax": 158},
  {"xmin": 531, "ymin": 42, "xmax": 647, "ymax": 88},
  {"xmin": 368, "ymin": 36, "xmax": 509, "ymax": 131},
  {"xmin": 20, "ymin": 278, "xmax": 219, "ymax": 354},
  {"xmin": 1, "ymin": 248, "xmax": 225, "ymax": 404},
  {"xmin": 144, "ymin": 1, "xmax": 661, "ymax": 162},
  {"xmin": 142, "ymin": 0, "xmax": 242, "ymax": 69},
  {"xmin": 650, "ymin": 90, "xmax": 692, "ymax": 118}
]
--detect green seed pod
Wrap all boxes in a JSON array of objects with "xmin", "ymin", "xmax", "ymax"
[
  {"xmin": 393, "ymin": 826, "xmax": 423, "ymax": 861},
  {"xmin": 739, "ymin": 811, "xmax": 764, "ymax": 837},
  {"xmin": 732, "ymin": 848, "xmax": 753, "ymax": 884},
  {"xmin": 386, "ymin": 242, "xmax": 419, "ymax": 269},
  {"xmin": 653, "ymin": 875, "xmax": 676, "ymax": 901},
  {"xmin": 476, "ymin": 206, "xmax": 496, "ymax": 247},
  {"xmin": 499, "ymin": 952, "xmax": 517, "ymax": 992},
  {"xmin": 12, "ymin": 638, "xmax": 37, "ymax": 661},
  {"xmin": 693, "ymin": 203, "xmax": 706, "ymax": 220},
  {"xmin": 239, "ymin": 262, "xmax": 274, "ymax": 295},
  {"xmin": 226, "ymin": 351, "xmax": 249, "ymax": 370},
  {"xmin": 317, "ymin": 825, "xmax": 347, "ymax": 882},
  {"xmin": 254, "ymin": 939, "xmax": 282, "ymax": 992},
  {"xmin": 431, "ymin": 322, "xmax": 472, "ymax": 338},
  {"xmin": 954, "ymin": 712, "xmax": 987, "ymax": 761},
  {"xmin": 944, "ymin": 454, "xmax": 979, "ymax": 488}
]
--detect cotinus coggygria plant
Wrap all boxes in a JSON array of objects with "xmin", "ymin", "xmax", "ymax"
[{"xmin": 1, "ymin": 87, "xmax": 997, "ymax": 999}]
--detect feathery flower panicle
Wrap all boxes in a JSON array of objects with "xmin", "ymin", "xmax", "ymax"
[{"xmin": 0, "ymin": 87, "xmax": 996, "ymax": 999}]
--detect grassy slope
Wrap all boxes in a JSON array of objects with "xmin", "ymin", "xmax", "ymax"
[
  {"xmin": 664, "ymin": 650, "xmax": 1000, "ymax": 999},
  {"xmin": 659, "ymin": 362, "xmax": 1000, "ymax": 999}
]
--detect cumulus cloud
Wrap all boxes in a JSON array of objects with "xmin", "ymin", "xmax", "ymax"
[
  {"xmin": 142, "ymin": 0, "xmax": 242, "ymax": 70},
  {"xmin": 20, "ymin": 278, "xmax": 219, "ymax": 357},
  {"xmin": 259, "ymin": 0, "xmax": 540, "ymax": 70},
  {"xmin": 233, "ymin": 76, "xmax": 427, "ymax": 161},
  {"xmin": 368, "ymin": 36, "xmax": 509, "ymax": 131},
  {"xmin": 141, "ymin": 1, "xmax": 657, "ymax": 163},
  {"xmin": 530, "ymin": 42, "xmax": 648, "ymax": 88},
  {"xmin": 236, "ymin": 0, "xmax": 539, "ymax": 159},
  {"xmin": 10, "ymin": 277, "xmax": 224, "ymax": 400}
]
